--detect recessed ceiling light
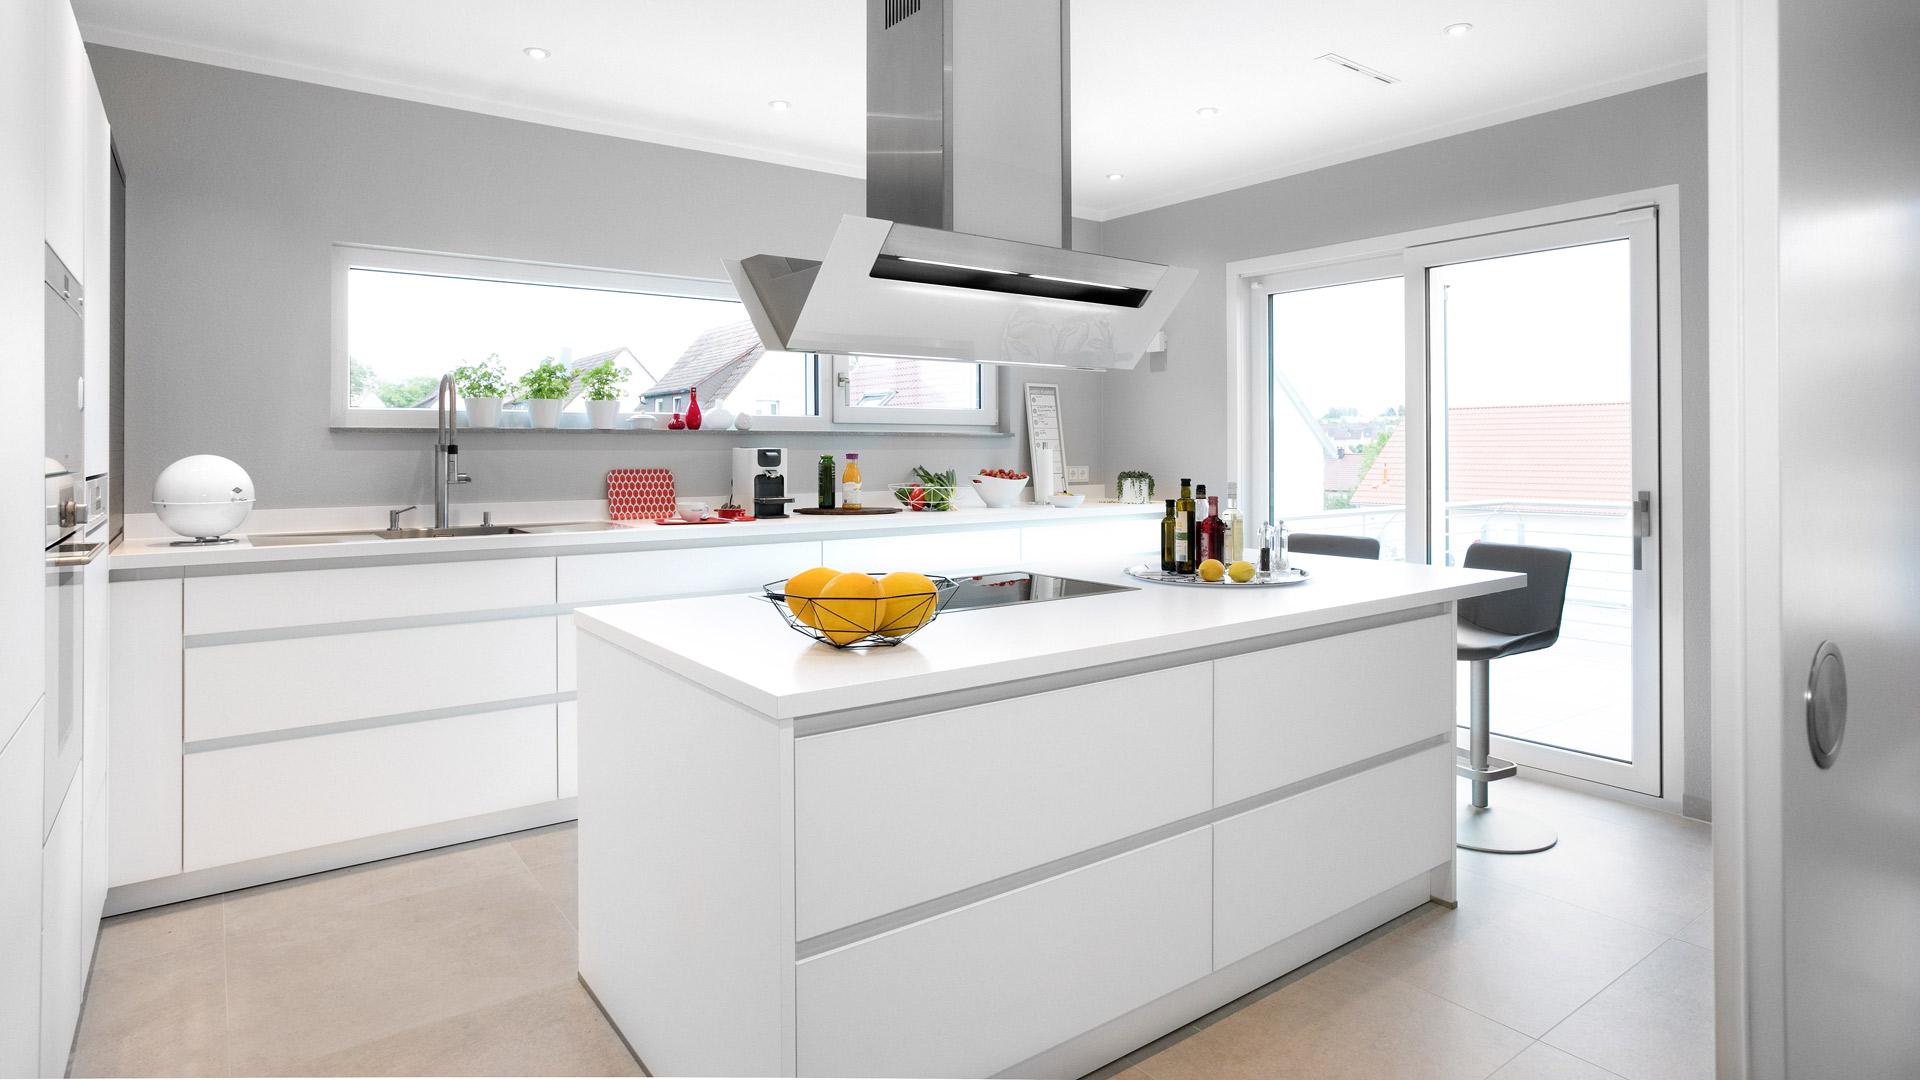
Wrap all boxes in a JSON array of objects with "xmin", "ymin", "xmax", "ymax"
[
  {"xmin": 1195, "ymin": 106, "xmax": 1220, "ymax": 118},
  {"xmin": 1105, "ymin": 172, "xmax": 1124, "ymax": 182},
  {"xmin": 1443, "ymin": 22, "xmax": 1474, "ymax": 37},
  {"xmin": 522, "ymin": 46, "xmax": 551, "ymax": 60},
  {"xmin": 768, "ymin": 99, "xmax": 792, "ymax": 112}
]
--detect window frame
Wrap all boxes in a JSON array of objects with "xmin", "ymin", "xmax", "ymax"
[
  {"xmin": 828, "ymin": 355, "xmax": 1001, "ymax": 427},
  {"xmin": 332, "ymin": 244, "xmax": 1005, "ymax": 433}
]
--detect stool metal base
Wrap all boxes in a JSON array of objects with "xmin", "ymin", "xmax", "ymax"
[{"xmin": 1457, "ymin": 805, "xmax": 1558, "ymax": 854}]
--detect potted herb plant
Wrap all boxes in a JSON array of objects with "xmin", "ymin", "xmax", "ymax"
[
  {"xmin": 578, "ymin": 359, "xmax": 630, "ymax": 429},
  {"xmin": 1117, "ymin": 469, "xmax": 1155, "ymax": 504},
  {"xmin": 519, "ymin": 356, "xmax": 575, "ymax": 429},
  {"xmin": 451, "ymin": 355, "xmax": 510, "ymax": 427}
]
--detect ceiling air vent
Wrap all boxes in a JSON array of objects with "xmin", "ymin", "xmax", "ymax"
[
  {"xmin": 1318, "ymin": 52, "xmax": 1400, "ymax": 85},
  {"xmin": 884, "ymin": 0, "xmax": 923, "ymax": 29}
]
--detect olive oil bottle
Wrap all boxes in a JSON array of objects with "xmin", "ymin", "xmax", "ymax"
[
  {"xmin": 1160, "ymin": 499, "xmax": 1178, "ymax": 572},
  {"xmin": 1174, "ymin": 478, "xmax": 1196, "ymax": 573}
]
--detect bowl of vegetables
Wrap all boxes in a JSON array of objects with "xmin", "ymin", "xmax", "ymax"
[{"xmin": 892, "ymin": 467, "xmax": 958, "ymax": 512}]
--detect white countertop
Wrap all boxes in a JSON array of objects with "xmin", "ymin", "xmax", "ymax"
[
  {"xmin": 110, "ymin": 501, "xmax": 1158, "ymax": 576},
  {"xmin": 576, "ymin": 555, "xmax": 1522, "ymax": 719}
]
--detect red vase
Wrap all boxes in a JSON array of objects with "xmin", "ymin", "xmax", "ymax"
[
  {"xmin": 686, "ymin": 388, "xmax": 703, "ymax": 431},
  {"xmin": 667, "ymin": 412, "xmax": 686, "ymax": 430}
]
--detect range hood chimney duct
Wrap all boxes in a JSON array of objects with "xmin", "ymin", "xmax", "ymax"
[{"xmin": 724, "ymin": 0, "xmax": 1194, "ymax": 371}]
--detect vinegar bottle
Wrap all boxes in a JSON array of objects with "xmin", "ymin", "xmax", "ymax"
[{"xmin": 1174, "ymin": 478, "xmax": 1196, "ymax": 573}]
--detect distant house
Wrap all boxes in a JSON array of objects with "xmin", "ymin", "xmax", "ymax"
[
  {"xmin": 639, "ymin": 321, "xmax": 767, "ymax": 415},
  {"xmin": 1353, "ymin": 402, "xmax": 1632, "ymax": 507}
]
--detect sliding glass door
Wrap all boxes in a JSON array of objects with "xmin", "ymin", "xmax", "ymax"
[{"xmin": 1408, "ymin": 211, "xmax": 1662, "ymax": 794}]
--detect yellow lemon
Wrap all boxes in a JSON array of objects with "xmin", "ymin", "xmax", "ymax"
[
  {"xmin": 782, "ymin": 566, "xmax": 841, "ymax": 628},
  {"xmin": 1228, "ymin": 560, "xmax": 1256, "ymax": 583},
  {"xmin": 1197, "ymin": 559, "xmax": 1226, "ymax": 582},
  {"xmin": 813, "ymin": 572, "xmax": 884, "ymax": 645},
  {"xmin": 876, "ymin": 571, "xmax": 939, "ymax": 636}
]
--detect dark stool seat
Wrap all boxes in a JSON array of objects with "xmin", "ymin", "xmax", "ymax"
[
  {"xmin": 1456, "ymin": 541, "xmax": 1573, "ymax": 855},
  {"xmin": 1286, "ymin": 532, "xmax": 1381, "ymax": 560}
]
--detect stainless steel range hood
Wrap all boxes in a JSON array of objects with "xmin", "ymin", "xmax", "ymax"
[{"xmin": 724, "ymin": 0, "xmax": 1194, "ymax": 371}]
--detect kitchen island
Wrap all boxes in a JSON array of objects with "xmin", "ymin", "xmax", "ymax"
[{"xmin": 574, "ymin": 556, "xmax": 1520, "ymax": 1079}]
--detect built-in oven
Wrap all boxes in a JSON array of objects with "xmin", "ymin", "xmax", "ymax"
[{"xmin": 43, "ymin": 244, "xmax": 92, "ymax": 833}]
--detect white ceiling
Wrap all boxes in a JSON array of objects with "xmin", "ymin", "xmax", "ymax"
[{"xmin": 73, "ymin": 0, "xmax": 1705, "ymax": 221}]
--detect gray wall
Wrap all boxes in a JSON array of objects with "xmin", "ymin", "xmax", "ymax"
[
  {"xmin": 1094, "ymin": 76, "xmax": 1712, "ymax": 815},
  {"xmin": 90, "ymin": 46, "xmax": 1109, "ymax": 513}
]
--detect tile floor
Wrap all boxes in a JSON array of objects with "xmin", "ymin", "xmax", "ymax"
[{"xmin": 71, "ymin": 777, "xmax": 1712, "ymax": 1079}]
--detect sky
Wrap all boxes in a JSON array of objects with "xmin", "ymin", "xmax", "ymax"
[{"xmin": 1269, "ymin": 237, "xmax": 1633, "ymax": 418}]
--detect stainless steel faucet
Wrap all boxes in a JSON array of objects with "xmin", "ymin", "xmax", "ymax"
[{"xmin": 435, "ymin": 374, "xmax": 472, "ymax": 527}]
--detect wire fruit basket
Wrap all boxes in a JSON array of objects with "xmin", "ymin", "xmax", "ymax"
[{"xmin": 762, "ymin": 573, "xmax": 962, "ymax": 649}]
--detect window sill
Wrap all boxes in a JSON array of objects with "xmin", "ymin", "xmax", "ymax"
[{"xmin": 329, "ymin": 425, "xmax": 1015, "ymax": 438}]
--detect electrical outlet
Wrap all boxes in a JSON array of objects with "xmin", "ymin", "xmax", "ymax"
[{"xmin": 1065, "ymin": 465, "xmax": 1089, "ymax": 483}]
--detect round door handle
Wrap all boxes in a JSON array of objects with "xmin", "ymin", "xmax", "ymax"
[{"xmin": 1806, "ymin": 640, "xmax": 1848, "ymax": 769}]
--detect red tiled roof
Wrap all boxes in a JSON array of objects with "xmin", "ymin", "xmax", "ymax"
[{"xmin": 1353, "ymin": 402, "xmax": 1631, "ymax": 506}]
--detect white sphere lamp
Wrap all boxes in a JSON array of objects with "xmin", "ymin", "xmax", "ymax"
[{"xmin": 153, "ymin": 454, "xmax": 255, "ymax": 545}]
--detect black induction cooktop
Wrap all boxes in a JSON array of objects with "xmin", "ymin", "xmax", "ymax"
[{"xmin": 942, "ymin": 571, "xmax": 1136, "ymax": 612}]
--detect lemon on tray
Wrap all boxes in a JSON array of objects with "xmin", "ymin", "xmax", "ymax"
[
  {"xmin": 813, "ymin": 572, "xmax": 885, "ymax": 645},
  {"xmin": 876, "ymin": 571, "xmax": 939, "ymax": 636},
  {"xmin": 1228, "ymin": 560, "xmax": 1256, "ymax": 583},
  {"xmin": 782, "ymin": 566, "xmax": 842, "ymax": 628},
  {"xmin": 1197, "ymin": 559, "xmax": 1226, "ymax": 582}
]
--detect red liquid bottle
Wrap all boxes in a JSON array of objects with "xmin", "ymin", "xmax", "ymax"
[
  {"xmin": 685, "ymin": 387, "xmax": 703, "ymax": 430},
  {"xmin": 1198, "ymin": 496, "xmax": 1224, "ymax": 565}
]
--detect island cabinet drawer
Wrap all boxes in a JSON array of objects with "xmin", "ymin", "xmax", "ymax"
[
  {"xmin": 183, "ymin": 704, "xmax": 559, "ymax": 870},
  {"xmin": 184, "ymin": 557, "xmax": 556, "ymax": 635},
  {"xmin": 184, "ymin": 616, "xmax": 558, "ymax": 742},
  {"xmin": 1212, "ymin": 612, "xmax": 1453, "ymax": 804},
  {"xmin": 797, "ymin": 829, "xmax": 1211, "ymax": 1079},
  {"xmin": 1212, "ymin": 745, "xmax": 1452, "ymax": 969},
  {"xmin": 557, "ymin": 702, "xmax": 578, "ymax": 800},
  {"xmin": 556, "ymin": 541, "xmax": 821, "ymax": 606},
  {"xmin": 794, "ymin": 664, "xmax": 1210, "ymax": 940},
  {"xmin": 819, "ymin": 528, "xmax": 1020, "ymax": 576}
]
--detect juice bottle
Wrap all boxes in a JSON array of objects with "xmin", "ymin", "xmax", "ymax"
[{"xmin": 841, "ymin": 453, "xmax": 863, "ymax": 510}]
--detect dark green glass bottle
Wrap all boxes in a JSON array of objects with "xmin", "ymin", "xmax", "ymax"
[
  {"xmin": 1160, "ymin": 499, "xmax": 1178, "ymax": 572},
  {"xmin": 817, "ymin": 454, "xmax": 836, "ymax": 509},
  {"xmin": 1174, "ymin": 478, "xmax": 1196, "ymax": 573}
]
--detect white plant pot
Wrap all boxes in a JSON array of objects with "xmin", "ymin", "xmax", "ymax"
[
  {"xmin": 1119, "ymin": 477, "xmax": 1153, "ymax": 505},
  {"xmin": 586, "ymin": 399, "xmax": 622, "ymax": 429},
  {"xmin": 528, "ymin": 398, "xmax": 563, "ymax": 429},
  {"xmin": 463, "ymin": 397, "xmax": 503, "ymax": 428}
]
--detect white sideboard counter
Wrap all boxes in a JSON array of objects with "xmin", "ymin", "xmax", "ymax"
[
  {"xmin": 574, "ymin": 556, "xmax": 1519, "ymax": 1079},
  {"xmin": 104, "ymin": 503, "xmax": 1160, "ymax": 916}
]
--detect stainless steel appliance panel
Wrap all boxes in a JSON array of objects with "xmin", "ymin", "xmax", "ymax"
[{"xmin": 44, "ymin": 246, "xmax": 84, "ymax": 548}]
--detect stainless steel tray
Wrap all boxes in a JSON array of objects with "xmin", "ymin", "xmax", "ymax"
[{"xmin": 1123, "ymin": 564, "xmax": 1310, "ymax": 588}]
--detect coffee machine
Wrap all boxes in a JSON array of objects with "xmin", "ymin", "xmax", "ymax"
[{"xmin": 731, "ymin": 447, "xmax": 792, "ymax": 518}]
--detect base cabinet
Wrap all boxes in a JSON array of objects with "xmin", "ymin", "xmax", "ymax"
[
  {"xmin": 1213, "ymin": 745, "xmax": 1453, "ymax": 969},
  {"xmin": 39, "ymin": 778, "xmax": 82, "ymax": 1075},
  {"xmin": 796, "ymin": 829, "xmax": 1212, "ymax": 1079},
  {"xmin": 0, "ymin": 705, "xmax": 45, "ymax": 1078}
]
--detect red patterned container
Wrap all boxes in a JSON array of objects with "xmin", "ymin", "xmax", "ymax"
[{"xmin": 606, "ymin": 468, "xmax": 675, "ymax": 520}]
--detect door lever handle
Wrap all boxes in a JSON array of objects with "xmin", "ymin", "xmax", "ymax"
[{"xmin": 1631, "ymin": 490, "xmax": 1652, "ymax": 570}]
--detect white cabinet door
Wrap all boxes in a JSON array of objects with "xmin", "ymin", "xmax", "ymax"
[
  {"xmin": 185, "ymin": 557, "xmax": 555, "ymax": 634},
  {"xmin": 1212, "ymin": 745, "xmax": 1453, "ymax": 969},
  {"xmin": 796, "ymin": 829, "xmax": 1212, "ymax": 1079},
  {"xmin": 184, "ymin": 704, "xmax": 559, "ymax": 870},
  {"xmin": 81, "ymin": 78, "xmax": 108, "ymax": 478},
  {"xmin": 42, "ymin": 0, "xmax": 86, "ymax": 275},
  {"xmin": 820, "ymin": 529, "xmax": 1020, "ymax": 577},
  {"xmin": 79, "ymin": 550, "xmax": 107, "ymax": 968},
  {"xmin": 0, "ymin": 703, "xmax": 45, "ymax": 1079},
  {"xmin": 39, "ymin": 777, "xmax": 82, "ymax": 1078},
  {"xmin": 1212, "ymin": 613, "xmax": 1454, "ymax": 804},
  {"xmin": 795, "ymin": 664, "xmax": 1210, "ymax": 939},
  {"xmin": 0, "ymin": 0, "xmax": 46, "ymax": 749},
  {"xmin": 184, "ymin": 616, "xmax": 558, "ymax": 741},
  {"xmin": 557, "ymin": 701, "xmax": 577, "ymax": 800},
  {"xmin": 109, "ymin": 578, "xmax": 181, "ymax": 887}
]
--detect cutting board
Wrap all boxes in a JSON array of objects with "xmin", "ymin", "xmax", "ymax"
[{"xmin": 607, "ymin": 468, "xmax": 676, "ymax": 520}]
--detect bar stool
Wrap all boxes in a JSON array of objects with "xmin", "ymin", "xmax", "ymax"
[
  {"xmin": 1285, "ymin": 533, "xmax": 1381, "ymax": 560},
  {"xmin": 1455, "ymin": 541, "xmax": 1573, "ymax": 854}
]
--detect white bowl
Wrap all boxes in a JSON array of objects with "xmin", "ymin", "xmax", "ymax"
[
  {"xmin": 970, "ymin": 474, "xmax": 1029, "ymax": 508},
  {"xmin": 1048, "ymin": 492, "xmax": 1085, "ymax": 509},
  {"xmin": 153, "ymin": 454, "xmax": 255, "ymax": 539}
]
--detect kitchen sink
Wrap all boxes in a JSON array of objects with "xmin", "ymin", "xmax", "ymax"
[{"xmin": 246, "ymin": 520, "xmax": 634, "ymax": 547}]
